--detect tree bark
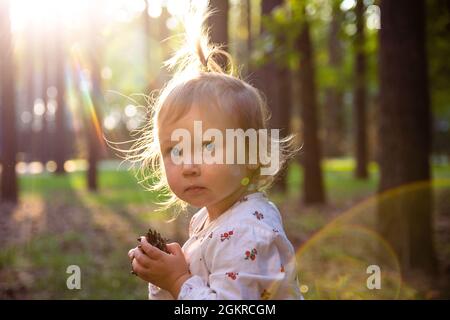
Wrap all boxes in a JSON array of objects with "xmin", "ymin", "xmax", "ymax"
[
  {"xmin": 39, "ymin": 31, "xmax": 49, "ymax": 165},
  {"xmin": 256, "ymin": 0, "xmax": 293, "ymax": 193},
  {"xmin": 208, "ymin": 0, "xmax": 229, "ymax": 71},
  {"xmin": 324, "ymin": 1, "xmax": 345, "ymax": 158},
  {"xmin": 254, "ymin": 0, "xmax": 281, "ymax": 112},
  {"xmin": 0, "ymin": 0, "xmax": 18, "ymax": 203},
  {"xmin": 297, "ymin": 18, "xmax": 325, "ymax": 204},
  {"xmin": 208, "ymin": 0, "xmax": 229, "ymax": 47},
  {"xmin": 246, "ymin": 0, "xmax": 252, "ymax": 74},
  {"xmin": 23, "ymin": 19, "xmax": 36, "ymax": 162},
  {"xmin": 54, "ymin": 26, "xmax": 67, "ymax": 175},
  {"xmin": 142, "ymin": 0, "xmax": 152, "ymax": 90},
  {"xmin": 272, "ymin": 65, "xmax": 292, "ymax": 192},
  {"xmin": 86, "ymin": 5, "xmax": 105, "ymax": 191},
  {"xmin": 378, "ymin": 0, "xmax": 437, "ymax": 275},
  {"xmin": 354, "ymin": 0, "xmax": 368, "ymax": 178}
]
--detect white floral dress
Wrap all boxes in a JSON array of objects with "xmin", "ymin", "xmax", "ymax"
[{"xmin": 148, "ymin": 192, "xmax": 302, "ymax": 300}]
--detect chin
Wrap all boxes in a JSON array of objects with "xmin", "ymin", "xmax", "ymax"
[
  {"xmin": 187, "ymin": 199, "xmax": 208, "ymax": 208},
  {"xmin": 192, "ymin": 195, "xmax": 221, "ymax": 209},
  {"xmin": 177, "ymin": 194, "xmax": 207, "ymax": 207}
]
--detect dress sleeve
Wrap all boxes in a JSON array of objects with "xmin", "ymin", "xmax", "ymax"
[
  {"xmin": 178, "ymin": 223, "xmax": 295, "ymax": 300},
  {"xmin": 148, "ymin": 283, "xmax": 174, "ymax": 300}
]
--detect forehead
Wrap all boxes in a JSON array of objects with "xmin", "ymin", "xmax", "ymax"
[{"xmin": 158, "ymin": 104, "xmax": 239, "ymax": 145}]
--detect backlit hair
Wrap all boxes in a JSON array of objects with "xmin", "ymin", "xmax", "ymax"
[{"xmin": 114, "ymin": 2, "xmax": 299, "ymax": 217}]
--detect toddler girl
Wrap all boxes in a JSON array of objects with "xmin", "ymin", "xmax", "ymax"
[{"xmin": 127, "ymin": 4, "xmax": 302, "ymax": 300}]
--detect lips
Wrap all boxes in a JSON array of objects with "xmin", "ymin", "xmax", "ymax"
[{"xmin": 184, "ymin": 185, "xmax": 207, "ymax": 194}]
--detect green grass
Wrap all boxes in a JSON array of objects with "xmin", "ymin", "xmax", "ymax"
[
  {"xmin": 0, "ymin": 232, "xmax": 148, "ymax": 299},
  {"xmin": 287, "ymin": 159, "xmax": 379, "ymax": 205}
]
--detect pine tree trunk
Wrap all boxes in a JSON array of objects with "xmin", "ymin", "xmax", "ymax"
[
  {"xmin": 208, "ymin": 0, "xmax": 229, "ymax": 71},
  {"xmin": 0, "ymin": 0, "xmax": 18, "ymax": 203},
  {"xmin": 324, "ymin": 1, "xmax": 345, "ymax": 158},
  {"xmin": 39, "ymin": 33, "xmax": 49, "ymax": 165},
  {"xmin": 254, "ymin": 0, "xmax": 281, "ymax": 114},
  {"xmin": 354, "ymin": 0, "xmax": 368, "ymax": 179},
  {"xmin": 297, "ymin": 19, "xmax": 325, "ymax": 204},
  {"xmin": 378, "ymin": 0, "xmax": 437, "ymax": 275},
  {"xmin": 86, "ymin": 6, "xmax": 105, "ymax": 191},
  {"xmin": 255, "ymin": 0, "xmax": 292, "ymax": 193},
  {"xmin": 246, "ymin": 0, "xmax": 252, "ymax": 75},
  {"xmin": 208, "ymin": 0, "xmax": 229, "ymax": 47},
  {"xmin": 272, "ymin": 66, "xmax": 292, "ymax": 193},
  {"xmin": 55, "ymin": 27, "xmax": 66, "ymax": 175},
  {"xmin": 24, "ymin": 20, "xmax": 35, "ymax": 162},
  {"xmin": 142, "ymin": 0, "xmax": 152, "ymax": 90}
]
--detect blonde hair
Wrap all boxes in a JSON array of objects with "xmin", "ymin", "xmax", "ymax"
[{"xmin": 114, "ymin": 3, "xmax": 299, "ymax": 216}]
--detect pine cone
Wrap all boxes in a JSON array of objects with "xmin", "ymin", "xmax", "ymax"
[{"xmin": 144, "ymin": 228, "xmax": 170, "ymax": 254}]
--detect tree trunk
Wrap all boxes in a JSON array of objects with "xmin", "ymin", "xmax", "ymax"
[
  {"xmin": 272, "ymin": 65, "xmax": 292, "ymax": 193},
  {"xmin": 378, "ymin": 0, "xmax": 437, "ymax": 275},
  {"xmin": 0, "ymin": 0, "xmax": 18, "ymax": 203},
  {"xmin": 54, "ymin": 27, "xmax": 66, "ymax": 175},
  {"xmin": 297, "ymin": 18, "xmax": 325, "ymax": 204},
  {"xmin": 142, "ymin": 0, "xmax": 152, "ymax": 90},
  {"xmin": 324, "ymin": 1, "xmax": 345, "ymax": 158},
  {"xmin": 208, "ymin": 0, "xmax": 229, "ymax": 72},
  {"xmin": 208, "ymin": 0, "xmax": 229, "ymax": 47},
  {"xmin": 254, "ymin": 0, "xmax": 281, "ymax": 112},
  {"xmin": 39, "ymin": 32, "xmax": 49, "ymax": 165},
  {"xmin": 354, "ymin": 0, "xmax": 368, "ymax": 178},
  {"xmin": 86, "ymin": 6, "xmax": 105, "ymax": 191},
  {"xmin": 246, "ymin": 0, "xmax": 252, "ymax": 75},
  {"xmin": 257, "ymin": 0, "xmax": 292, "ymax": 193},
  {"xmin": 23, "ymin": 19, "xmax": 36, "ymax": 162},
  {"xmin": 29, "ymin": 19, "xmax": 40, "ymax": 163}
]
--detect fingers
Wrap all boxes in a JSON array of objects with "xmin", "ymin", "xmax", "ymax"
[
  {"xmin": 132, "ymin": 257, "xmax": 141, "ymax": 275},
  {"xmin": 128, "ymin": 248, "xmax": 136, "ymax": 261},
  {"xmin": 133, "ymin": 246, "xmax": 153, "ymax": 268},
  {"xmin": 139, "ymin": 237, "xmax": 165, "ymax": 260},
  {"xmin": 165, "ymin": 242, "xmax": 182, "ymax": 255},
  {"xmin": 131, "ymin": 253, "xmax": 152, "ymax": 277}
]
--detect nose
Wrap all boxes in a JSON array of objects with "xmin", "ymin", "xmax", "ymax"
[{"xmin": 182, "ymin": 162, "xmax": 200, "ymax": 177}]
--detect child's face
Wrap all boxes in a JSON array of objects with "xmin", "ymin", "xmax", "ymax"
[{"xmin": 158, "ymin": 105, "xmax": 251, "ymax": 216}]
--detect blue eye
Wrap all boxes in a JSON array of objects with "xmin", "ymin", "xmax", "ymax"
[
  {"xmin": 204, "ymin": 141, "xmax": 215, "ymax": 152},
  {"xmin": 171, "ymin": 146, "xmax": 181, "ymax": 157}
]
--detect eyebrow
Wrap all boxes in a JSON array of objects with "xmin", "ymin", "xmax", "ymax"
[
  {"xmin": 161, "ymin": 138, "xmax": 213, "ymax": 146},
  {"xmin": 161, "ymin": 139, "xmax": 214, "ymax": 150}
]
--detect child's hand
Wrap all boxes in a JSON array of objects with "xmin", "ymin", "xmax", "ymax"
[{"xmin": 128, "ymin": 237, "xmax": 192, "ymax": 299}]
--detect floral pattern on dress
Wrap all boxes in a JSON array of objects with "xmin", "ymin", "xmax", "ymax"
[
  {"xmin": 253, "ymin": 210, "xmax": 264, "ymax": 220},
  {"xmin": 225, "ymin": 272, "xmax": 239, "ymax": 280},
  {"xmin": 220, "ymin": 230, "xmax": 234, "ymax": 242},
  {"xmin": 149, "ymin": 192, "xmax": 303, "ymax": 300},
  {"xmin": 244, "ymin": 248, "xmax": 258, "ymax": 261}
]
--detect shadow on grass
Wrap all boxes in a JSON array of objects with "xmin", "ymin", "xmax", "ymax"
[{"xmin": 0, "ymin": 170, "xmax": 169, "ymax": 299}]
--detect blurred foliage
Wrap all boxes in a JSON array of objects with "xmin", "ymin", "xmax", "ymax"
[{"xmin": 427, "ymin": 0, "xmax": 450, "ymax": 118}]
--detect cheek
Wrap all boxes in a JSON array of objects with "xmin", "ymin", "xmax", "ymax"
[
  {"xmin": 162, "ymin": 161, "xmax": 180, "ymax": 189},
  {"xmin": 230, "ymin": 165, "xmax": 245, "ymax": 177},
  {"xmin": 205, "ymin": 164, "xmax": 246, "ymax": 186}
]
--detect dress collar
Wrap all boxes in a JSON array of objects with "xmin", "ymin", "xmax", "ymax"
[{"xmin": 194, "ymin": 192, "xmax": 266, "ymax": 235}]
